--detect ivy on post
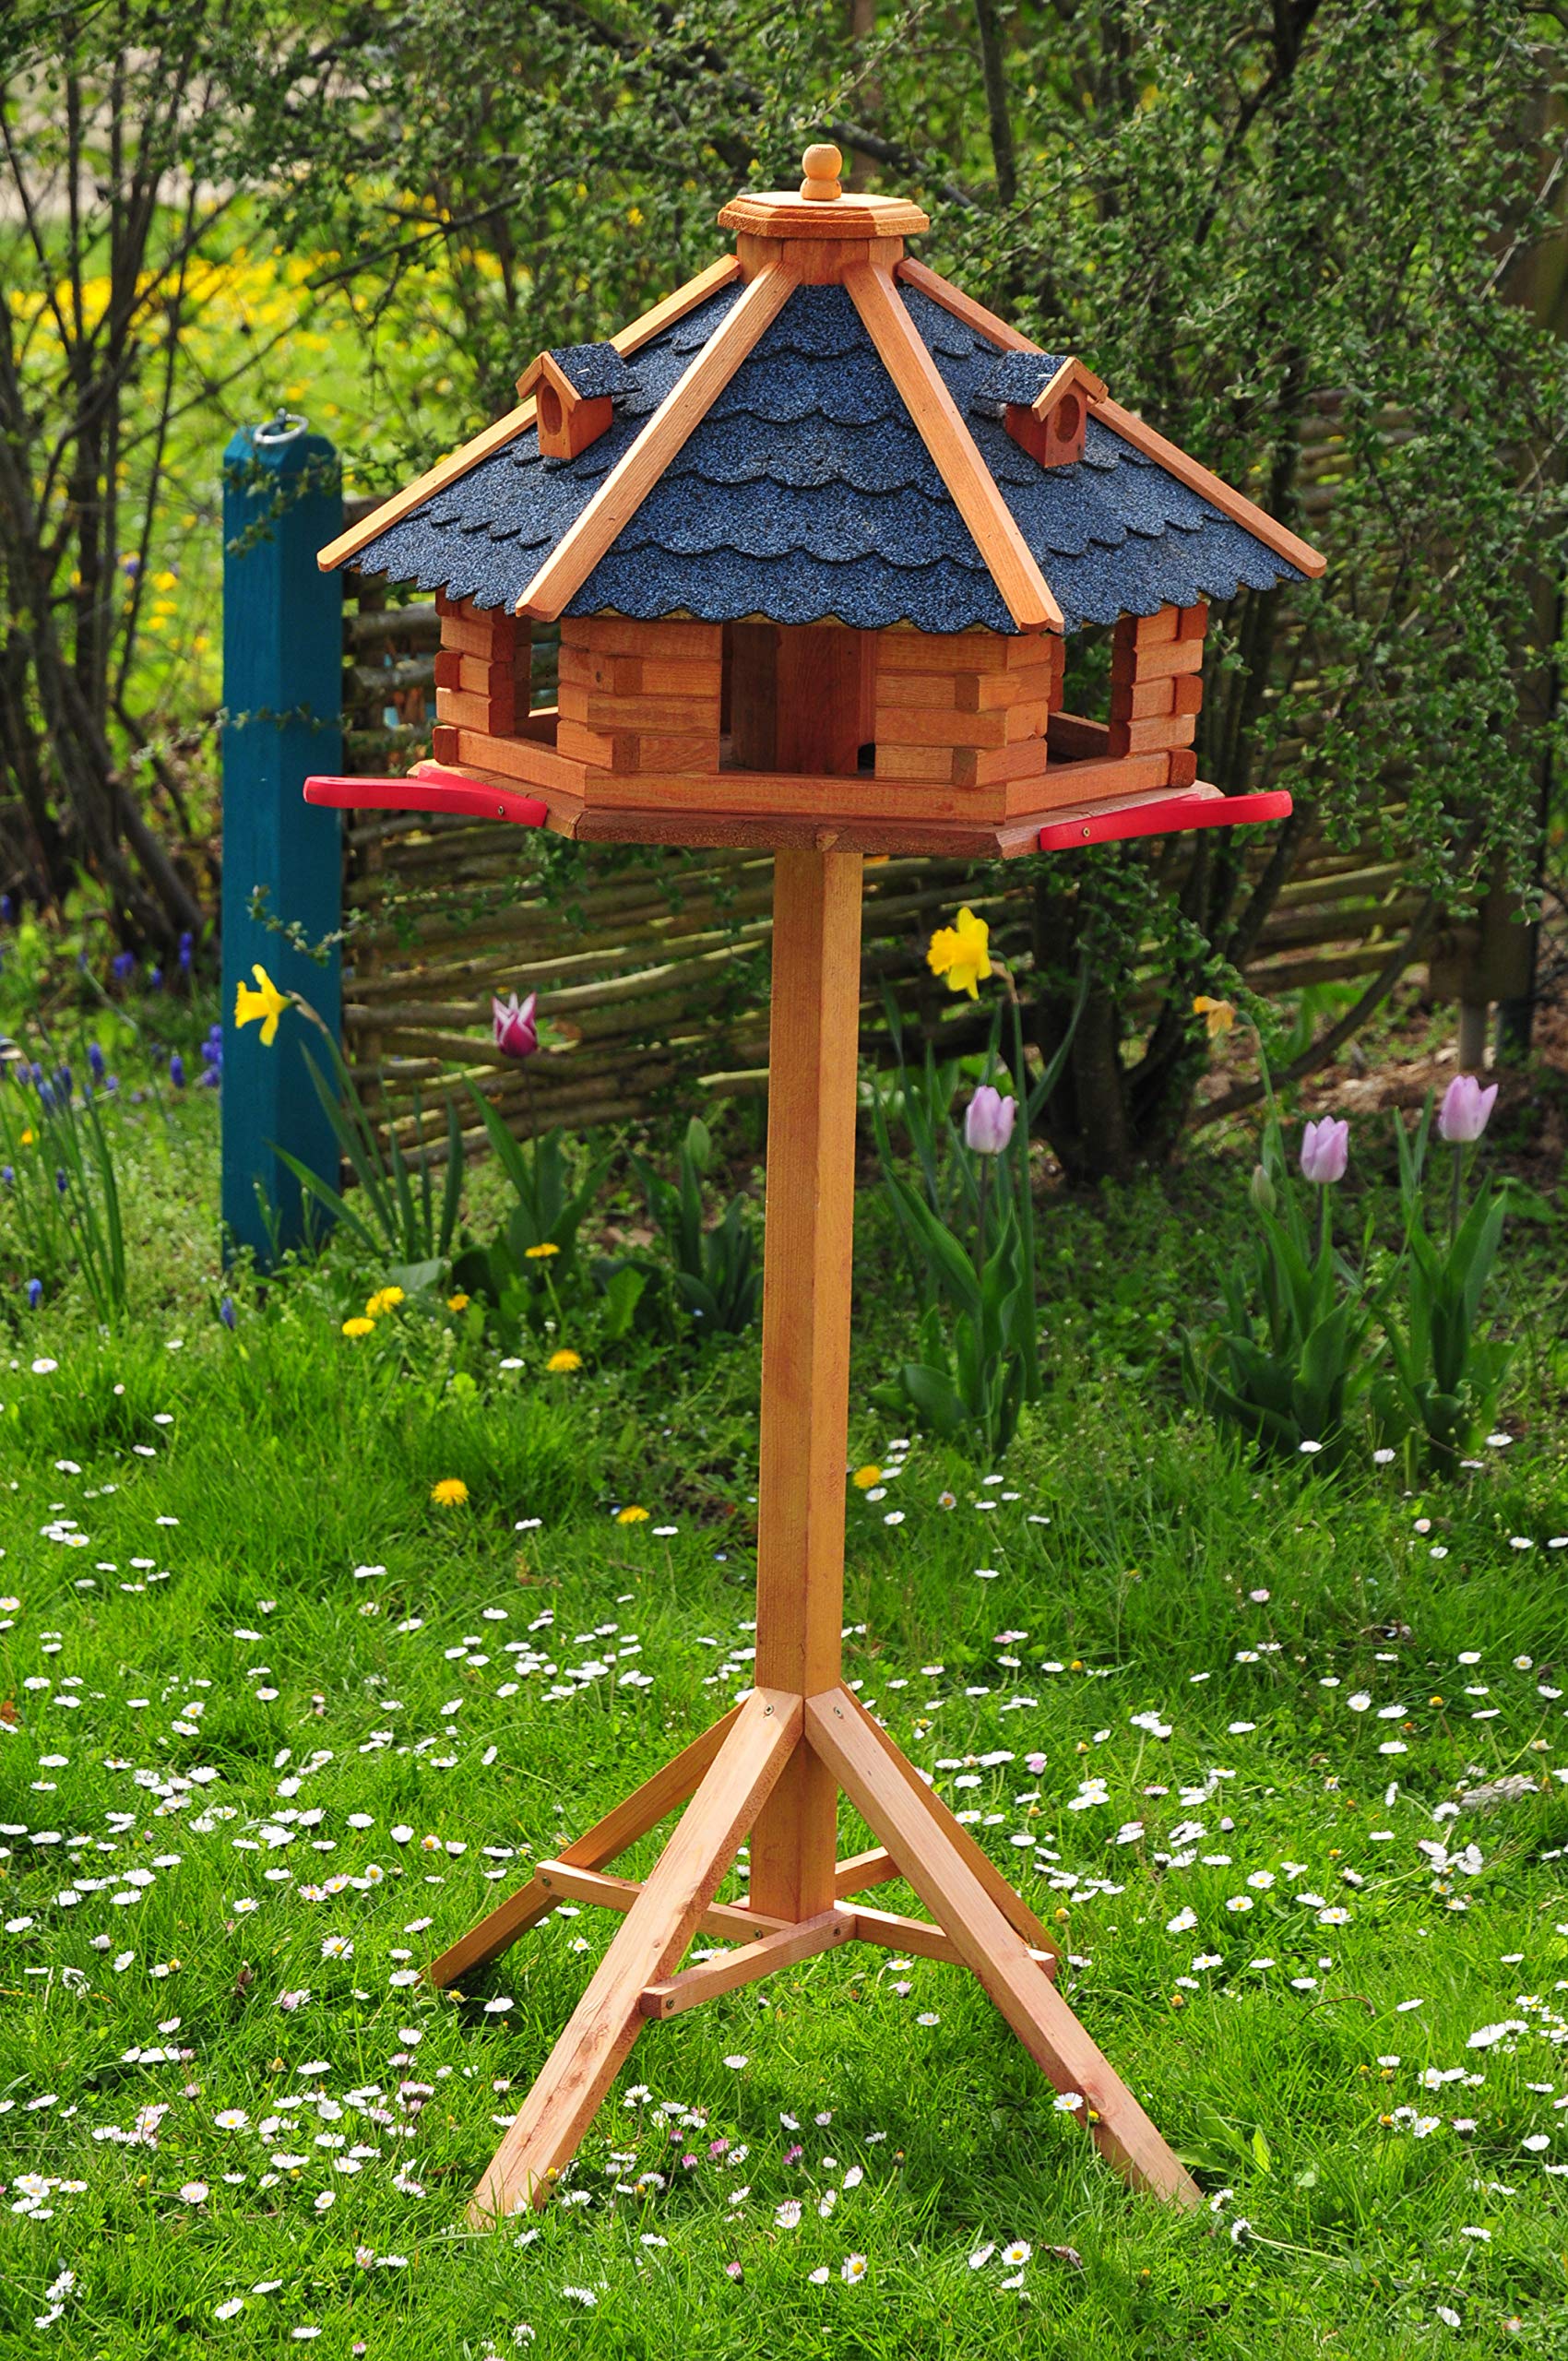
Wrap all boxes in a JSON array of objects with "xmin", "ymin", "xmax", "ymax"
[{"xmin": 220, "ymin": 415, "xmax": 344, "ymax": 1265}]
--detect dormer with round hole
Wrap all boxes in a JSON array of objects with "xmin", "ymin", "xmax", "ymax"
[
  {"xmin": 516, "ymin": 345, "xmax": 640, "ymax": 460},
  {"xmin": 984, "ymin": 353, "xmax": 1109, "ymax": 470}
]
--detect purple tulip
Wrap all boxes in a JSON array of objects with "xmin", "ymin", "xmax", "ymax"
[
  {"xmin": 492, "ymin": 991, "xmax": 539, "ymax": 1062},
  {"xmin": 1437, "ymin": 1073, "xmax": 1497, "ymax": 1144},
  {"xmin": 1300, "ymin": 1116, "xmax": 1348, "ymax": 1186},
  {"xmin": 964, "ymin": 1085, "xmax": 1017, "ymax": 1156}
]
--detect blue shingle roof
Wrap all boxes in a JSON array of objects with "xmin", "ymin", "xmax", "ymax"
[
  {"xmin": 349, "ymin": 275, "xmax": 1302, "ymax": 635},
  {"xmin": 974, "ymin": 350, "xmax": 1067, "ymax": 414},
  {"xmin": 545, "ymin": 342, "xmax": 642, "ymax": 400}
]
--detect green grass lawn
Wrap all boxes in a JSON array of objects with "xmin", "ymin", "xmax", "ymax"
[{"xmin": 1, "ymin": 1069, "xmax": 1566, "ymax": 2358}]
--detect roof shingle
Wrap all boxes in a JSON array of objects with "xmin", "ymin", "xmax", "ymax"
[{"xmin": 349, "ymin": 275, "xmax": 1303, "ymax": 635}]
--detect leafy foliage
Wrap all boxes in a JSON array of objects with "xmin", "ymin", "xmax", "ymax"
[
  {"xmin": 3, "ymin": 1, "xmax": 1562, "ymax": 1169},
  {"xmin": 1372, "ymin": 1101, "xmax": 1512, "ymax": 1471},
  {"xmin": 0, "ymin": 1056, "xmax": 127, "ymax": 1319},
  {"xmin": 1182, "ymin": 1109, "xmax": 1381, "ymax": 1465},
  {"xmin": 275, "ymin": 1038, "xmax": 464, "ymax": 1268},
  {"xmin": 636, "ymin": 1116, "xmax": 762, "ymax": 1338}
]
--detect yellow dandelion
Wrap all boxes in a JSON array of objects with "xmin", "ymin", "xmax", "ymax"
[
  {"xmin": 523, "ymin": 1241, "xmax": 560, "ymax": 1260},
  {"xmin": 19, "ymin": 1127, "xmax": 34, "ymax": 1145},
  {"xmin": 546, "ymin": 1348, "xmax": 583, "ymax": 1373},
  {"xmin": 446, "ymin": 1292, "xmax": 470, "ymax": 1311},
  {"xmin": 616, "ymin": 1504, "xmax": 650, "ymax": 1525},
  {"xmin": 365, "ymin": 1285, "xmax": 406, "ymax": 1317},
  {"xmin": 430, "ymin": 1477, "xmax": 469, "ymax": 1507},
  {"xmin": 851, "ymin": 1465, "xmax": 883, "ymax": 1490},
  {"xmin": 1193, "ymin": 994, "xmax": 1235, "ymax": 1038},
  {"xmin": 341, "ymin": 1315, "xmax": 375, "ymax": 1338},
  {"xmin": 926, "ymin": 907, "xmax": 991, "ymax": 1000},
  {"xmin": 234, "ymin": 962, "xmax": 290, "ymax": 1047}
]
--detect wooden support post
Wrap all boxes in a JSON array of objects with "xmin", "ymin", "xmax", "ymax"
[
  {"xmin": 833, "ymin": 1846, "xmax": 899, "ymax": 1898},
  {"xmin": 430, "ymin": 846, "xmax": 1192, "ymax": 2223},
  {"xmin": 534, "ymin": 1862, "xmax": 792, "ymax": 1944},
  {"xmin": 746, "ymin": 849, "xmax": 864, "ymax": 1924},
  {"xmin": 805, "ymin": 1690, "xmax": 1200, "ymax": 2207},
  {"xmin": 220, "ymin": 417, "xmax": 343, "ymax": 1266},
  {"xmin": 841, "ymin": 1688, "xmax": 1055, "ymax": 1958},
  {"xmin": 427, "ymin": 1707, "xmax": 742, "ymax": 1987},
  {"xmin": 639, "ymin": 1907, "xmax": 855, "ymax": 2017},
  {"xmin": 468, "ymin": 1689, "xmax": 800, "ymax": 2222}
]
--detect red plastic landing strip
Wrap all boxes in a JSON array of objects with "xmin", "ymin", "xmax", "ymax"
[
  {"xmin": 303, "ymin": 766, "xmax": 548, "ymax": 828},
  {"xmin": 1039, "ymin": 787, "xmax": 1291, "ymax": 852}
]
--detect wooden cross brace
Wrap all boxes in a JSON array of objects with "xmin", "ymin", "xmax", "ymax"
[{"xmin": 427, "ymin": 848, "xmax": 1200, "ymax": 2225}]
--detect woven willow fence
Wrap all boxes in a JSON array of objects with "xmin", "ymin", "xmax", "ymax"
[{"xmin": 335, "ymin": 392, "xmax": 1485, "ymax": 1162}]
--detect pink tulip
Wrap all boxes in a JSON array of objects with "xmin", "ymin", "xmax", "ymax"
[
  {"xmin": 492, "ymin": 991, "xmax": 538, "ymax": 1061},
  {"xmin": 1300, "ymin": 1116, "xmax": 1348, "ymax": 1185},
  {"xmin": 964, "ymin": 1085, "xmax": 1017, "ymax": 1156},
  {"xmin": 1437, "ymin": 1073, "xmax": 1497, "ymax": 1144}
]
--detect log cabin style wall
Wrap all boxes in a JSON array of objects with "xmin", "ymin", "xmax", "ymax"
[
  {"xmin": 431, "ymin": 594, "xmax": 532, "ymax": 759},
  {"xmin": 557, "ymin": 617, "xmax": 723, "ymax": 779},
  {"xmin": 873, "ymin": 628, "xmax": 1063, "ymax": 799},
  {"xmin": 1108, "ymin": 601, "xmax": 1206, "ymax": 785}
]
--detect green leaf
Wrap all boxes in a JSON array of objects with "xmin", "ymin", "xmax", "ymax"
[
  {"xmin": 600, "ymin": 1263, "xmax": 647, "ymax": 1343},
  {"xmin": 900, "ymin": 1362, "xmax": 970, "ymax": 1437}
]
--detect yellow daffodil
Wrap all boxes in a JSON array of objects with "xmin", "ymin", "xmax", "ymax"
[
  {"xmin": 616, "ymin": 1505, "xmax": 650, "ymax": 1525},
  {"xmin": 1193, "ymin": 995, "xmax": 1235, "ymax": 1038},
  {"xmin": 547, "ymin": 1348, "xmax": 583, "ymax": 1373},
  {"xmin": 234, "ymin": 963, "xmax": 290, "ymax": 1046},
  {"xmin": 524, "ymin": 1241, "xmax": 560, "ymax": 1260},
  {"xmin": 341, "ymin": 1315, "xmax": 374, "ymax": 1338},
  {"xmin": 365, "ymin": 1286, "xmax": 406, "ymax": 1317},
  {"xmin": 926, "ymin": 907, "xmax": 991, "ymax": 999},
  {"xmin": 851, "ymin": 1465, "xmax": 883, "ymax": 1490},
  {"xmin": 430, "ymin": 1477, "xmax": 469, "ymax": 1507},
  {"xmin": 446, "ymin": 1292, "xmax": 470, "ymax": 1311}
]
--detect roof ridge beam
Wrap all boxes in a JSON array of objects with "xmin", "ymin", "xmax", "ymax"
[
  {"xmin": 514, "ymin": 265, "xmax": 794, "ymax": 623},
  {"xmin": 317, "ymin": 254, "xmax": 743, "ymax": 574},
  {"xmin": 845, "ymin": 261, "xmax": 1062, "ymax": 635},
  {"xmin": 895, "ymin": 256, "xmax": 1324, "ymax": 582}
]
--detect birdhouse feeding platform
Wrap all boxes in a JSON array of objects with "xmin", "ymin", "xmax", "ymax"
[{"xmin": 307, "ymin": 146, "xmax": 1323, "ymax": 2225}]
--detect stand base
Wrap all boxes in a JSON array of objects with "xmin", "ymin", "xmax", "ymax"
[{"xmin": 431, "ymin": 1689, "xmax": 1200, "ymax": 2222}]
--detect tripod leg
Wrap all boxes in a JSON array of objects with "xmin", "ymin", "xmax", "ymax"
[
  {"xmin": 469, "ymin": 1691, "xmax": 800, "ymax": 2223},
  {"xmin": 429, "ymin": 1705, "xmax": 742, "ymax": 1988},
  {"xmin": 806, "ymin": 1690, "xmax": 1199, "ymax": 2207},
  {"xmin": 839, "ymin": 1688, "xmax": 1056, "ymax": 1959}
]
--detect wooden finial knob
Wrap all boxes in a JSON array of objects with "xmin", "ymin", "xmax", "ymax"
[{"xmin": 800, "ymin": 143, "xmax": 842, "ymax": 202}]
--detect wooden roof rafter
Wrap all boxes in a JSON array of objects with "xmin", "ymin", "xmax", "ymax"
[
  {"xmin": 844, "ymin": 261, "xmax": 1063, "ymax": 635},
  {"xmin": 514, "ymin": 263, "xmax": 794, "ymax": 623},
  {"xmin": 317, "ymin": 254, "xmax": 744, "ymax": 574}
]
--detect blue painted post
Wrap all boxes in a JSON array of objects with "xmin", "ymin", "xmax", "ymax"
[{"xmin": 221, "ymin": 414, "xmax": 344, "ymax": 1265}]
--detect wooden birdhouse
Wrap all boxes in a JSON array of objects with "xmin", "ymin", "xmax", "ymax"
[
  {"xmin": 313, "ymin": 144, "xmax": 1323, "ymax": 858},
  {"xmin": 302, "ymin": 148, "xmax": 1328, "ymax": 2233}
]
